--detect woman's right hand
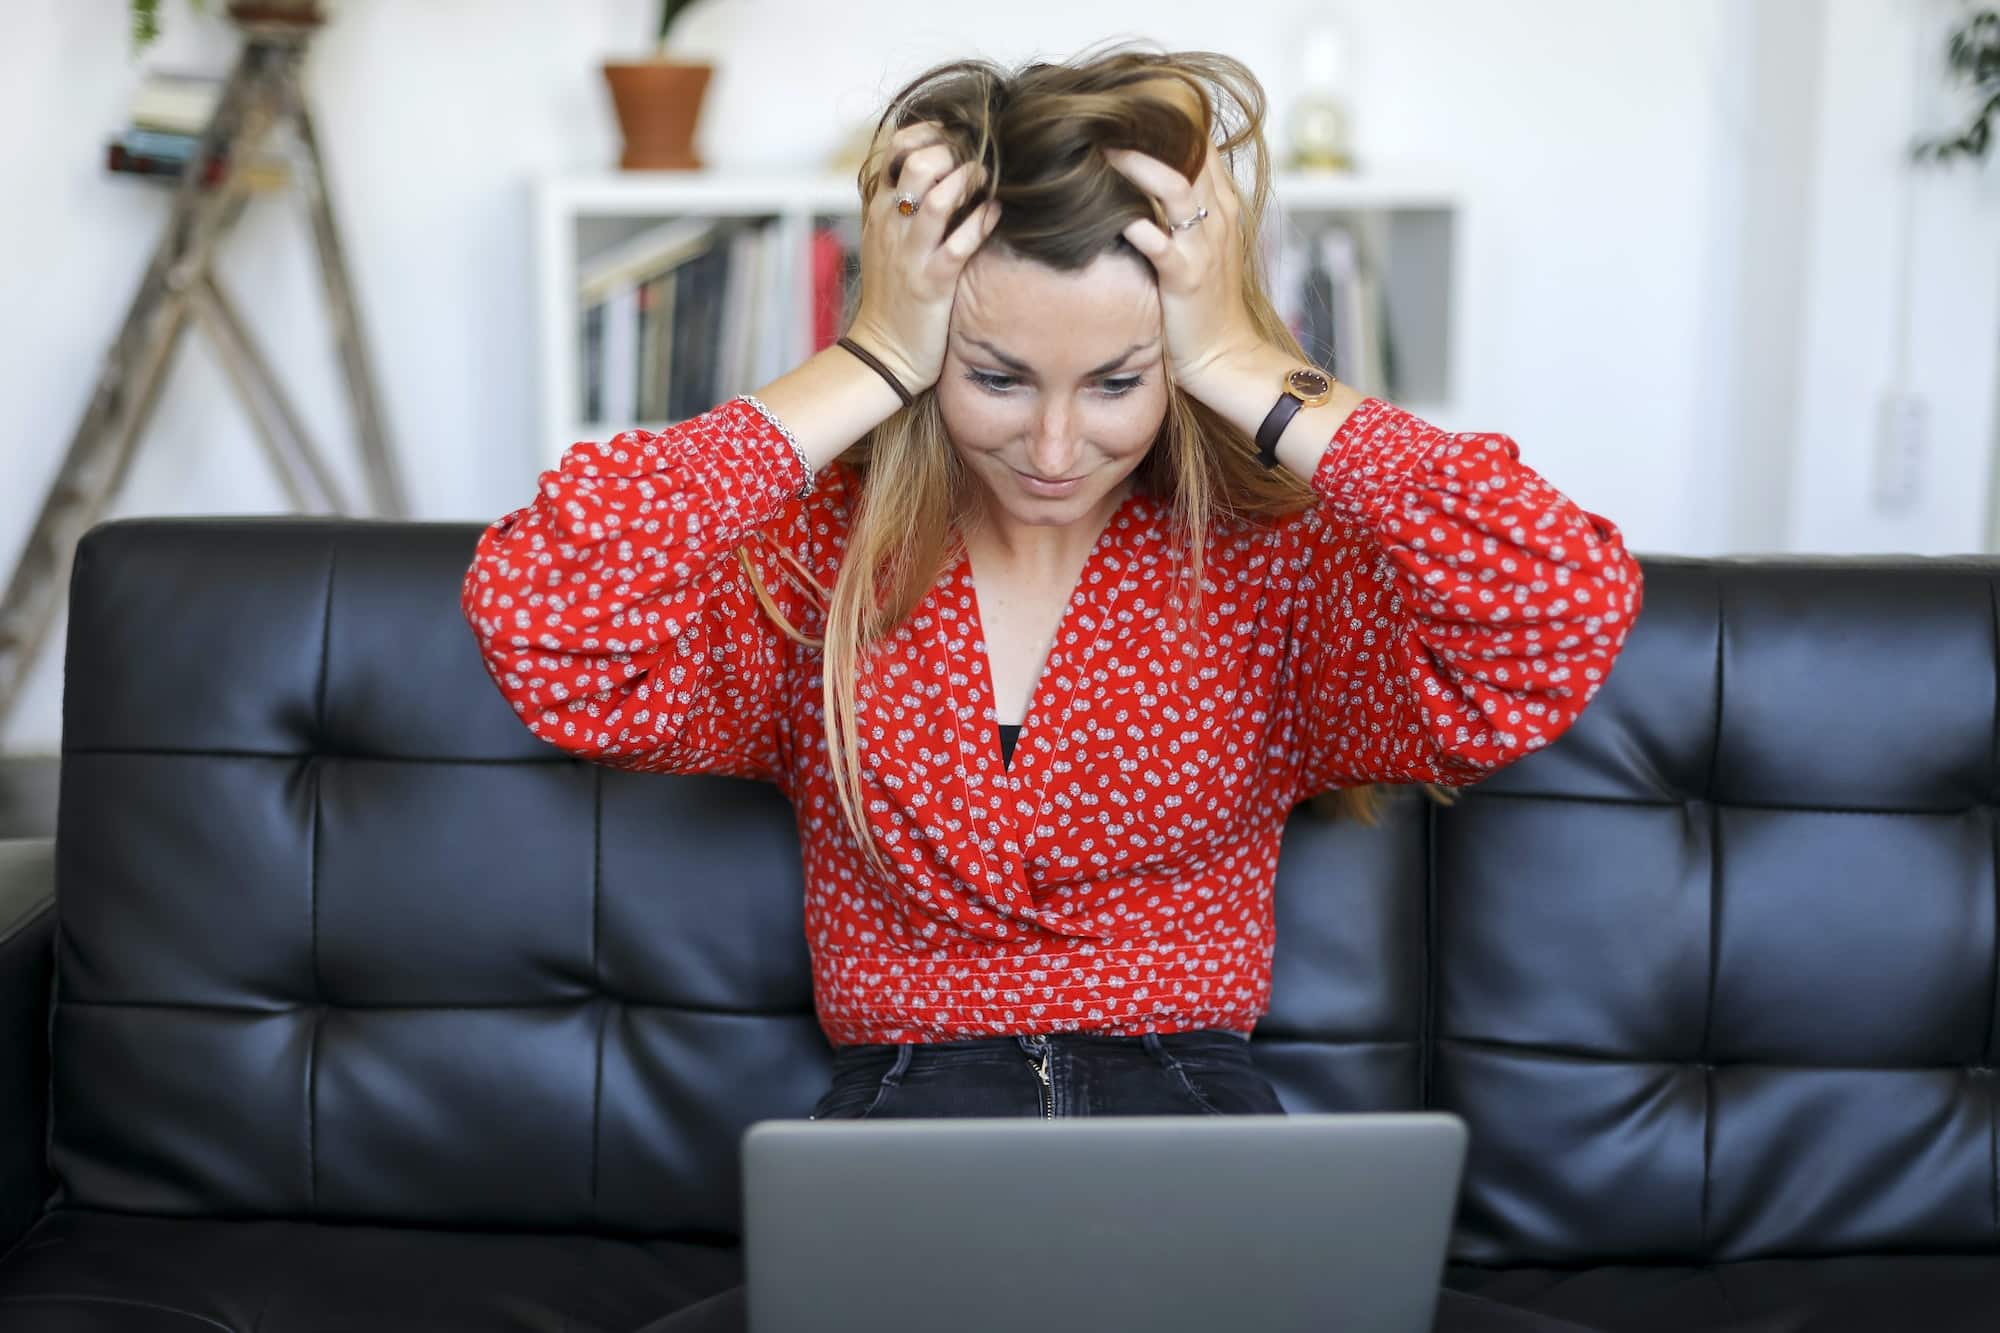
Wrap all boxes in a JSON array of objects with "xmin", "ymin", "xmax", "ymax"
[{"xmin": 843, "ymin": 122, "xmax": 1002, "ymax": 397}]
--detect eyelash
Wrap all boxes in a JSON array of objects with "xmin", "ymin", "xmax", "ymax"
[{"xmin": 964, "ymin": 370, "xmax": 1146, "ymax": 398}]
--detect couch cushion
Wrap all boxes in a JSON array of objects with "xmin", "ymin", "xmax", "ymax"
[
  {"xmin": 1444, "ymin": 1255, "xmax": 2000, "ymax": 1333},
  {"xmin": 0, "ymin": 1210, "xmax": 739, "ymax": 1332},
  {"xmin": 1439, "ymin": 559, "xmax": 2000, "ymax": 1265}
]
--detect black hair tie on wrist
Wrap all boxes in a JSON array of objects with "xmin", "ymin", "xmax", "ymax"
[{"xmin": 837, "ymin": 336, "xmax": 917, "ymax": 409}]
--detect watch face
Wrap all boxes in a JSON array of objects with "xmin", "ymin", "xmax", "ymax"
[{"xmin": 1287, "ymin": 367, "xmax": 1332, "ymax": 400}]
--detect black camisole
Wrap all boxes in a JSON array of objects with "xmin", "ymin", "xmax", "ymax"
[{"xmin": 998, "ymin": 722, "xmax": 1021, "ymax": 768}]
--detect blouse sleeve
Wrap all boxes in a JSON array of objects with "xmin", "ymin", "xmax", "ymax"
[
  {"xmin": 1277, "ymin": 397, "xmax": 1644, "ymax": 802},
  {"xmin": 458, "ymin": 396, "xmax": 833, "ymax": 790}
]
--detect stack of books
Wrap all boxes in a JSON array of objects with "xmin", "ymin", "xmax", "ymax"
[
  {"xmin": 106, "ymin": 71, "xmax": 288, "ymax": 190},
  {"xmin": 579, "ymin": 217, "xmax": 837, "ymax": 428},
  {"xmin": 1265, "ymin": 217, "xmax": 1396, "ymax": 399}
]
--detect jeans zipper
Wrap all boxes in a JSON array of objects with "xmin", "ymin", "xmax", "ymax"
[{"xmin": 1026, "ymin": 1036, "xmax": 1053, "ymax": 1118}]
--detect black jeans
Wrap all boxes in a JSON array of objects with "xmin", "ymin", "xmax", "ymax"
[
  {"xmin": 631, "ymin": 1031, "xmax": 1605, "ymax": 1333},
  {"xmin": 809, "ymin": 1028, "xmax": 1285, "ymax": 1119}
]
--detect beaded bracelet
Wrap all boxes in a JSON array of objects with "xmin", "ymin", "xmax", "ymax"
[{"xmin": 738, "ymin": 394, "xmax": 817, "ymax": 500}]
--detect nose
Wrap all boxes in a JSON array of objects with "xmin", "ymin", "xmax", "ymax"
[{"xmin": 1025, "ymin": 401, "xmax": 1081, "ymax": 478}]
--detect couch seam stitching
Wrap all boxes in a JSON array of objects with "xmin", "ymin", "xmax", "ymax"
[
  {"xmin": 1423, "ymin": 789, "xmax": 1437, "ymax": 1111},
  {"xmin": 306, "ymin": 539, "xmax": 335, "ymax": 1215},
  {"xmin": 591, "ymin": 765, "xmax": 604, "ymax": 1217},
  {"xmin": 1988, "ymin": 576, "xmax": 1998, "ymax": 1234},
  {"xmin": 53, "ymin": 996, "xmax": 806, "ymax": 1017},
  {"xmin": 1698, "ymin": 571, "xmax": 1725, "ymax": 1257}
]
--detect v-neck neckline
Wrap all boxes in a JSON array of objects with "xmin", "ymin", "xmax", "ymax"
[{"xmin": 956, "ymin": 485, "xmax": 1144, "ymax": 846}]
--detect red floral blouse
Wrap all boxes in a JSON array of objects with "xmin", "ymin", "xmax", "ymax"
[{"xmin": 460, "ymin": 395, "xmax": 1643, "ymax": 1045}]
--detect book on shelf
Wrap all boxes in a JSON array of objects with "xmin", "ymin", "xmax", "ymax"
[
  {"xmin": 1319, "ymin": 227, "xmax": 1393, "ymax": 397},
  {"xmin": 810, "ymin": 224, "xmax": 848, "ymax": 352},
  {"xmin": 713, "ymin": 224, "xmax": 767, "ymax": 411},
  {"xmin": 121, "ymin": 128, "xmax": 201, "ymax": 161},
  {"xmin": 578, "ymin": 216, "xmax": 716, "ymax": 306},
  {"xmin": 669, "ymin": 241, "xmax": 728, "ymax": 422},
  {"xmin": 128, "ymin": 72, "xmax": 222, "ymax": 135},
  {"xmin": 577, "ymin": 215, "xmax": 792, "ymax": 430},
  {"xmin": 1268, "ymin": 219, "xmax": 1395, "ymax": 399},
  {"xmin": 632, "ymin": 268, "xmax": 675, "ymax": 424},
  {"xmin": 599, "ymin": 283, "xmax": 640, "ymax": 432},
  {"xmin": 107, "ymin": 142, "xmax": 224, "ymax": 183}
]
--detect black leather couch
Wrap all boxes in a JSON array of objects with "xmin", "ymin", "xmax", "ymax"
[{"xmin": 2, "ymin": 517, "xmax": 1997, "ymax": 1331}]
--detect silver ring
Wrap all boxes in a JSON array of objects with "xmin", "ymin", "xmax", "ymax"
[
  {"xmin": 1169, "ymin": 205, "xmax": 1209, "ymax": 232},
  {"xmin": 894, "ymin": 192, "xmax": 920, "ymax": 217}
]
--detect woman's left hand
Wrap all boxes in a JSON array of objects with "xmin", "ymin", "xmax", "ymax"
[{"xmin": 1104, "ymin": 142, "xmax": 1270, "ymax": 404}]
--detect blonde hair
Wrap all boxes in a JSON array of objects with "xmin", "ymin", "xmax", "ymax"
[{"xmin": 736, "ymin": 43, "xmax": 1446, "ymax": 879}]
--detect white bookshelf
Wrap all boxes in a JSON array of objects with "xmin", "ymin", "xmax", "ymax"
[{"xmin": 534, "ymin": 169, "xmax": 1467, "ymax": 470}]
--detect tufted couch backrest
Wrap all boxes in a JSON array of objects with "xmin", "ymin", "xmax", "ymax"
[{"xmin": 49, "ymin": 520, "xmax": 2000, "ymax": 1264}]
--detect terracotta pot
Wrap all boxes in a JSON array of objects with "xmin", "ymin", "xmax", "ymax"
[{"xmin": 603, "ymin": 61, "xmax": 713, "ymax": 171}]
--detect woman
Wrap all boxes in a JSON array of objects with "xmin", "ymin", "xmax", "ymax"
[{"xmin": 463, "ymin": 45, "xmax": 1639, "ymax": 1333}]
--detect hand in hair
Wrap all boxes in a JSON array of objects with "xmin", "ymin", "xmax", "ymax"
[
  {"xmin": 1105, "ymin": 141, "xmax": 1268, "ymax": 404},
  {"xmin": 844, "ymin": 121, "xmax": 1003, "ymax": 398}
]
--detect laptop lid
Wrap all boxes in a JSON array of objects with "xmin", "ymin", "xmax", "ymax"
[{"xmin": 743, "ymin": 1112, "xmax": 1468, "ymax": 1333}]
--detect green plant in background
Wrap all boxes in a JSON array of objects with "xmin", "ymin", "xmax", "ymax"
[
  {"xmin": 131, "ymin": 0, "xmax": 209, "ymax": 55},
  {"xmin": 656, "ymin": 0, "xmax": 700, "ymax": 53},
  {"xmin": 1913, "ymin": 5, "xmax": 1998, "ymax": 163}
]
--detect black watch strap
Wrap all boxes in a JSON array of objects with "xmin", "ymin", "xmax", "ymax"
[{"xmin": 1254, "ymin": 394, "xmax": 1305, "ymax": 468}]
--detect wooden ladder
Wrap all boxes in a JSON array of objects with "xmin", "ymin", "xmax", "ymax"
[{"xmin": 0, "ymin": 14, "xmax": 405, "ymax": 733}]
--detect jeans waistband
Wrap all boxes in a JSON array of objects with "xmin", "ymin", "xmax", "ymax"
[{"xmin": 831, "ymin": 1028, "xmax": 1253, "ymax": 1067}]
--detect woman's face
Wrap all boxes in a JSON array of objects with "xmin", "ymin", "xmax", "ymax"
[{"xmin": 938, "ymin": 245, "xmax": 1169, "ymax": 531}]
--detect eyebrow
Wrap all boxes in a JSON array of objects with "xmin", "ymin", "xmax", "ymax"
[{"xmin": 959, "ymin": 335, "xmax": 1157, "ymax": 378}]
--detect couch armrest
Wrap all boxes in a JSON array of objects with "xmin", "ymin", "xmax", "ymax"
[{"xmin": 0, "ymin": 839, "xmax": 54, "ymax": 1257}]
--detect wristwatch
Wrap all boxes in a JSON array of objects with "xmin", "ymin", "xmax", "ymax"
[{"xmin": 1254, "ymin": 366, "xmax": 1335, "ymax": 468}]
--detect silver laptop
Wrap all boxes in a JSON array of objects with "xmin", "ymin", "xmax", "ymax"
[{"xmin": 742, "ymin": 1112, "xmax": 1468, "ymax": 1333}]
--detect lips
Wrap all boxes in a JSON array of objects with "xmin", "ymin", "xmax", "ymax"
[
  {"xmin": 1008, "ymin": 470, "xmax": 1088, "ymax": 496},
  {"xmin": 1011, "ymin": 466, "xmax": 1085, "ymax": 495}
]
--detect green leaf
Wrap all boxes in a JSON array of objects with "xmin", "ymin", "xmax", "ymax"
[
  {"xmin": 660, "ymin": 0, "xmax": 696, "ymax": 46},
  {"xmin": 129, "ymin": 0, "xmax": 213, "ymax": 55},
  {"xmin": 131, "ymin": 0, "xmax": 161, "ymax": 55}
]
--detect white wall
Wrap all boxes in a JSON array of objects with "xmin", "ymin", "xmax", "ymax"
[
  {"xmin": 1786, "ymin": 0, "xmax": 2000, "ymax": 555},
  {"xmin": 1691, "ymin": 0, "xmax": 1826, "ymax": 556},
  {"xmin": 3, "ymin": 0, "xmax": 1996, "ymax": 753}
]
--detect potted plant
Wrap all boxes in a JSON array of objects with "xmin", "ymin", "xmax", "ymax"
[
  {"xmin": 603, "ymin": 0, "xmax": 713, "ymax": 171},
  {"xmin": 1912, "ymin": 5, "xmax": 1998, "ymax": 163},
  {"xmin": 129, "ymin": 0, "xmax": 324, "ymax": 52}
]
